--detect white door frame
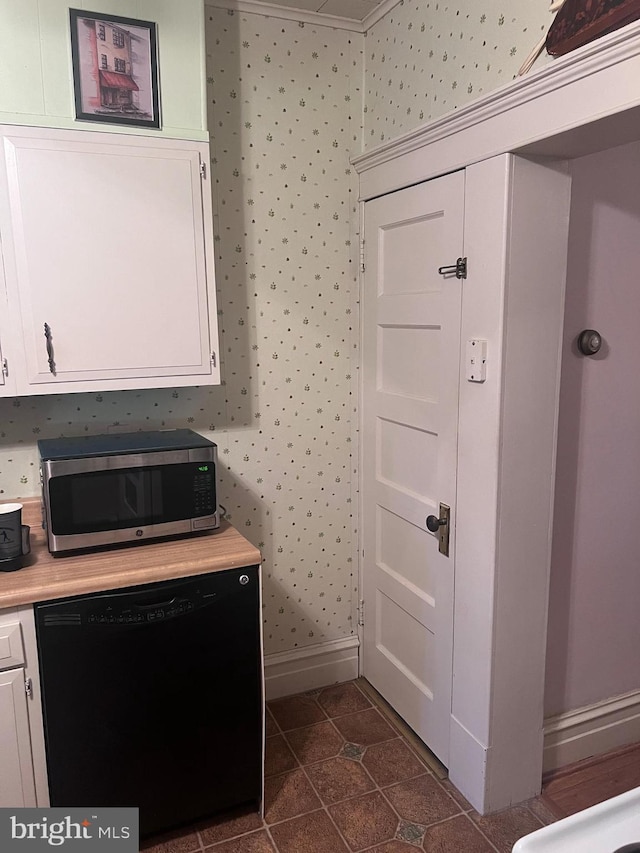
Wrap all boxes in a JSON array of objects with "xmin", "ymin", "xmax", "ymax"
[
  {"xmin": 358, "ymin": 154, "xmax": 571, "ymax": 814},
  {"xmin": 451, "ymin": 155, "xmax": 570, "ymax": 812},
  {"xmin": 354, "ymin": 25, "xmax": 640, "ymax": 814}
]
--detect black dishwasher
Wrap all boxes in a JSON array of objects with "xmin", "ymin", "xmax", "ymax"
[{"xmin": 34, "ymin": 566, "xmax": 263, "ymax": 838}]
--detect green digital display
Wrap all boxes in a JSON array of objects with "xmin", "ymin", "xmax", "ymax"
[{"xmin": 198, "ymin": 465, "xmax": 209, "ymax": 472}]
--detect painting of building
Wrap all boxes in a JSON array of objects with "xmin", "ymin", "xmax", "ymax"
[{"xmin": 70, "ymin": 10, "xmax": 159, "ymax": 128}]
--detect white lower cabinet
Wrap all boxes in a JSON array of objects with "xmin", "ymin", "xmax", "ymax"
[
  {"xmin": 0, "ymin": 609, "xmax": 48, "ymax": 808},
  {"xmin": 0, "ymin": 667, "xmax": 36, "ymax": 807},
  {"xmin": 0, "ymin": 125, "xmax": 220, "ymax": 396}
]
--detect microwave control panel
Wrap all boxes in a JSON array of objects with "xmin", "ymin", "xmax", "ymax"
[{"xmin": 193, "ymin": 468, "xmax": 215, "ymax": 516}]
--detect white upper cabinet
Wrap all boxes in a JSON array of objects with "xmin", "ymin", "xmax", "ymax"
[
  {"xmin": 0, "ymin": 333, "xmax": 6, "ymax": 393},
  {"xmin": 0, "ymin": 243, "xmax": 10, "ymax": 394},
  {"xmin": 0, "ymin": 125, "xmax": 220, "ymax": 396}
]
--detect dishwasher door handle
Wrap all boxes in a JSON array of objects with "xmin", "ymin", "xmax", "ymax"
[{"xmin": 133, "ymin": 596, "xmax": 179, "ymax": 610}]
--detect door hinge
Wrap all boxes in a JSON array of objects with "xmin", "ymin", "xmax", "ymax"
[
  {"xmin": 25, "ymin": 677, "xmax": 32, "ymax": 698},
  {"xmin": 211, "ymin": 352, "xmax": 217, "ymax": 367},
  {"xmin": 200, "ymin": 161, "xmax": 207, "ymax": 180},
  {"xmin": 1, "ymin": 357, "xmax": 7, "ymax": 377},
  {"xmin": 360, "ymin": 240, "xmax": 365, "ymax": 273},
  {"xmin": 357, "ymin": 599, "xmax": 365, "ymax": 627},
  {"xmin": 438, "ymin": 257, "xmax": 467, "ymax": 279}
]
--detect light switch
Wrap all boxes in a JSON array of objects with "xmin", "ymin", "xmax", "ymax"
[{"xmin": 466, "ymin": 339, "xmax": 487, "ymax": 382}]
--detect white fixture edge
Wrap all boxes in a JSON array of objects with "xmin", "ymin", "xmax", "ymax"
[
  {"xmin": 543, "ymin": 689, "xmax": 640, "ymax": 772},
  {"xmin": 263, "ymin": 636, "xmax": 359, "ymax": 700}
]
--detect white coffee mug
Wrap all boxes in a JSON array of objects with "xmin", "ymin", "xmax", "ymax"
[{"xmin": 0, "ymin": 503, "xmax": 30, "ymax": 561}]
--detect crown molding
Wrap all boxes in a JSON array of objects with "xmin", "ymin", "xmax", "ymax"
[
  {"xmin": 206, "ymin": 0, "xmax": 366, "ymax": 31},
  {"xmin": 361, "ymin": 0, "xmax": 402, "ymax": 30},
  {"xmin": 353, "ymin": 18, "xmax": 640, "ymax": 174}
]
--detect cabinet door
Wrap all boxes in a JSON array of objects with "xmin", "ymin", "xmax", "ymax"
[
  {"xmin": 0, "ymin": 668, "xmax": 36, "ymax": 807},
  {"xmin": 0, "ymin": 128, "xmax": 219, "ymax": 393},
  {"xmin": 0, "ymin": 242, "xmax": 14, "ymax": 397},
  {"xmin": 0, "ymin": 333, "xmax": 7, "ymax": 396}
]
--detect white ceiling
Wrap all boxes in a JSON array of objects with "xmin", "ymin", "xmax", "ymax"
[{"xmin": 234, "ymin": 0, "xmax": 389, "ymax": 23}]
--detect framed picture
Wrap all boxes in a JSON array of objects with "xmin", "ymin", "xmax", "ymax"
[{"xmin": 69, "ymin": 9, "xmax": 160, "ymax": 129}]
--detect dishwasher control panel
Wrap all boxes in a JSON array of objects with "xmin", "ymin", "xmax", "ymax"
[
  {"xmin": 86, "ymin": 598, "xmax": 198, "ymax": 625},
  {"xmin": 38, "ymin": 567, "xmax": 254, "ymax": 630}
]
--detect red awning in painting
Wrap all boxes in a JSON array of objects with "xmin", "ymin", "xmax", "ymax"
[{"xmin": 99, "ymin": 71, "xmax": 139, "ymax": 91}]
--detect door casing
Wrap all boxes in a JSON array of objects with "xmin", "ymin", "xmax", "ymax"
[{"xmin": 358, "ymin": 153, "xmax": 572, "ymax": 813}]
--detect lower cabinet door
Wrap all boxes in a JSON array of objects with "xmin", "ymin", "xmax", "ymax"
[{"xmin": 0, "ymin": 668, "xmax": 36, "ymax": 807}]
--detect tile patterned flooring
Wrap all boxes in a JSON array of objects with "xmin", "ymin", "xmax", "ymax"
[{"xmin": 142, "ymin": 679, "xmax": 564, "ymax": 853}]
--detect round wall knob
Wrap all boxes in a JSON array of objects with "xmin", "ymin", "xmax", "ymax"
[
  {"xmin": 577, "ymin": 329, "xmax": 602, "ymax": 356},
  {"xmin": 426, "ymin": 515, "xmax": 447, "ymax": 533}
]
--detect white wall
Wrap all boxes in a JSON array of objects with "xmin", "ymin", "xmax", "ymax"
[{"xmin": 546, "ymin": 139, "xmax": 640, "ymax": 716}]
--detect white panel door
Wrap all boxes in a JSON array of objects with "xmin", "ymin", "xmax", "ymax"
[
  {"xmin": 362, "ymin": 172, "xmax": 464, "ymax": 765},
  {"xmin": 0, "ymin": 129, "xmax": 218, "ymax": 390}
]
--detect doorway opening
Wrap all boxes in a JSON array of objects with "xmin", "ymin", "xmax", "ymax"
[{"xmin": 543, "ymin": 138, "xmax": 640, "ymax": 773}]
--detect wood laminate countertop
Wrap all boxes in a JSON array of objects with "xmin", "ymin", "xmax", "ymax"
[{"xmin": 0, "ymin": 499, "xmax": 262, "ymax": 608}]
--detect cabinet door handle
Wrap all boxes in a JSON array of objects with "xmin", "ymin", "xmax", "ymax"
[{"xmin": 44, "ymin": 322, "xmax": 56, "ymax": 376}]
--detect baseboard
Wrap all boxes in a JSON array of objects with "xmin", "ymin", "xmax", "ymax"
[
  {"xmin": 264, "ymin": 636, "xmax": 359, "ymax": 700},
  {"xmin": 543, "ymin": 688, "xmax": 640, "ymax": 772}
]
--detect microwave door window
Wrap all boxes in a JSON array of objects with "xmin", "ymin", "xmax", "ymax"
[
  {"xmin": 71, "ymin": 474, "xmax": 119, "ymax": 530},
  {"xmin": 47, "ymin": 462, "xmax": 213, "ymax": 535},
  {"xmin": 120, "ymin": 471, "xmax": 145, "ymax": 522},
  {"xmin": 121, "ymin": 472, "xmax": 143, "ymax": 520},
  {"xmin": 119, "ymin": 470, "xmax": 163, "ymax": 522},
  {"xmin": 48, "ymin": 471, "xmax": 149, "ymax": 534}
]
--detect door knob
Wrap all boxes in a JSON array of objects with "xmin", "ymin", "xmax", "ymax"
[
  {"xmin": 426, "ymin": 504, "xmax": 451, "ymax": 557},
  {"xmin": 577, "ymin": 329, "xmax": 602, "ymax": 356},
  {"xmin": 426, "ymin": 515, "xmax": 447, "ymax": 533}
]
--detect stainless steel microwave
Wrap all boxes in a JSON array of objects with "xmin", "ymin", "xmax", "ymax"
[{"xmin": 38, "ymin": 429, "xmax": 219, "ymax": 554}]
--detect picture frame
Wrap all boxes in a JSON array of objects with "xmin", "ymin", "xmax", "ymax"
[
  {"xmin": 546, "ymin": 0, "xmax": 640, "ymax": 56},
  {"xmin": 69, "ymin": 9, "xmax": 160, "ymax": 129}
]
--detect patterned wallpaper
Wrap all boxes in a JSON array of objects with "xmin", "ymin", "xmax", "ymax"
[
  {"xmin": 364, "ymin": 0, "xmax": 553, "ymax": 147},
  {"xmin": 0, "ymin": 0, "xmax": 560, "ymax": 658},
  {"xmin": 0, "ymin": 8, "xmax": 363, "ymax": 656},
  {"xmin": 204, "ymin": 8, "xmax": 363, "ymax": 651}
]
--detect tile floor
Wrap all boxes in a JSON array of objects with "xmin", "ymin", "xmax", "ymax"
[{"xmin": 142, "ymin": 679, "xmax": 561, "ymax": 853}]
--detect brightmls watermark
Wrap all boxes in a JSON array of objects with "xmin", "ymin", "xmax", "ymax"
[{"xmin": 0, "ymin": 809, "xmax": 138, "ymax": 850}]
